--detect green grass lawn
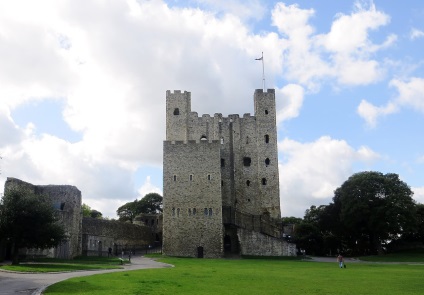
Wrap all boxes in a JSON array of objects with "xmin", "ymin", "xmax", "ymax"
[
  {"xmin": 44, "ymin": 257, "xmax": 424, "ymax": 295},
  {"xmin": 0, "ymin": 256, "xmax": 128, "ymax": 272},
  {"xmin": 359, "ymin": 248, "xmax": 424, "ymax": 262}
]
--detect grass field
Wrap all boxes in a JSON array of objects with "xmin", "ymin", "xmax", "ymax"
[
  {"xmin": 43, "ymin": 257, "xmax": 424, "ymax": 295},
  {"xmin": 359, "ymin": 248, "xmax": 424, "ymax": 262}
]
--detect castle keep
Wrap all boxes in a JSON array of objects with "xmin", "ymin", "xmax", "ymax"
[{"xmin": 163, "ymin": 89, "xmax": 296, "ymax": 258}]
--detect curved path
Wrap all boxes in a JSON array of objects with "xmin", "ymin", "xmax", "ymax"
[{"xmin": 0, "ymin": 256, "xmax": 172, "ymax": 295}]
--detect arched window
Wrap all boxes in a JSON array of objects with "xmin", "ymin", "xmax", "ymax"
[
  {"xmin": 265, "ymin": 109, "xmax": 269, "ymax": 115},
  {"xmin": 265, "ymin": 158, "xmax": 270, "ymax": 166},
  {"xmin": 265, "ymin": 134, "xmax": 269, "ymax": 143},
  {"xmin": 200, "ymin": 135, "xmax": 207, "ymax": 141},
  {"xmin": 193, "ymin": 208, "xmax": 197, "ymax": 215},
  {"xmin": 172, "ymin": 208, "xmax": 175, "ymax": 216},
  {"xmin": 173, "ymin": 175, "xmax": 177, "ymax": 181},
  {"xmin": 262, "ymin": 178, "xmax": 267, "ymax": 185},
  {"xmin": 246, "ymin": 180, "xmax": 250, "ymax": 186},
  {"xmin": 188, "ymin": 208, "xmax": 192, "ymax": 216},
  {"xmin": 173, "ymin": 108, "xmax": 180, "ymax": 115}
]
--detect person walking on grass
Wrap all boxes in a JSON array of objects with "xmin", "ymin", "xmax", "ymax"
[{"xmin": 337, "ymin": 254, "xmax": 344, "ymax": 268}]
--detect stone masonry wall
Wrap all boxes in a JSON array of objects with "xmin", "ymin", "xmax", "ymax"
[
  {"xmin": 164, "ymin": 89, "xmax": 288, "ymax": 257},
  {"xmin": 82, "ymin": 217, "xmax": 154, "ymax": 256},
  {"xmin": 163, "ymin": 140, "xmax": 223, "ymax": 258},
  {"xmin": 4, "ymin": 177, "xmax": 82, "ymax": 259},
  {"xmin": 237, "ymin": 228, "xmax": 297, "ymax": 256}
]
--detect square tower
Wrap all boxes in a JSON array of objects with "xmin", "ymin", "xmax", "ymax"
[{"xmin": 163, "ymin": 89, "xmax": 285, "ymax": 258}]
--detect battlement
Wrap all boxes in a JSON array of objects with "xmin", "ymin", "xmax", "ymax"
[
  {"xmin": 167, "ymin": 90, "xmax": 191, "ymax": 95},
  {"xmin": 255, "ymin": 89, "xmax": 275, "ymax": 94},
  {"xmin": 164, "ymin": 140, "xmax": 220, "ymax": 146}
]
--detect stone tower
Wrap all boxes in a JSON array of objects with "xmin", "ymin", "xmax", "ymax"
[{"xmin": 163, "ymin": 89, "xmax": 294, "ymax": 258}]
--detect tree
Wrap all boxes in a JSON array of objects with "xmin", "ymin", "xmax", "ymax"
[
  {"xmin": 281, "ymin": 216, "xmax": 302, "ymax": 225},
  {"xmin": 333, "ymin": 171, "xmax": 416, "ymax": 255},
  {"xmin": 138, "ymin": 193, "xmax": 163, "ymax": 214},
  {"xmin": 117, "ymin": 193, "xmax": 163, "ymax": 223},
  {"xmin": 89, "ymin": 209, "xmax": 103, "ymax": 219},
  {"xmin": 0, "ymin": 187, "xmax": 66, "ymax": 264},
  {"xmin": 116, "ymin": 201, "xmax": 138, "ymax": 223},
  {"xmin": 81, "ymin": 203, "xmax": 91, "ymax": 217},
  {"xmin": 81, "ymin": 203, "xmax": 103, "ymax": 219}
]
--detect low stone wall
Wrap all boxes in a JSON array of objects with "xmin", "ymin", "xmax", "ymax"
[
  {"xmin": 237, "ymin": 228, "xmax": 297, "ymax": 257},
  {"xmin": 82, "ymin": 218, "xmax": 154, "ymax": 256}
]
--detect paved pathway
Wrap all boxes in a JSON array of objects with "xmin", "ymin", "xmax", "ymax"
[
  {"xmin": 307, "ymin": 256, "xmax": 361, "ymax": 263},
  {"xmin": 0, "ymin": 256, "xmax": 172, "ymax": 295}
]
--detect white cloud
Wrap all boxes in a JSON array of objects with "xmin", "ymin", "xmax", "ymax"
[
  {"xmin": 391, "ymin": 77, "xmax": 424, "ymax": 112},
  {"xmin": 272, "ymin": 3, "xmax": 331, "ymax": 89},
  {"xmin": 0, "ymin": 0, "xmax": 285, "ymax": 212},
  {"xmin": 0, "ymin": 0, "xmax": 407, "ymax": 220},
  {"xmin": 321, "ymin": 2, "xmax": 390, "ymax": 53},
  {"xmin": 276, "ymin": 84, "xmax": 304, "ymax": 124},
  {"xmin": 358, "ymin": 77, "xmax": 424, "ymax": 127},
  {"xmin": 279, "ymin": 136, "xmax": 380, "ymax": 217},
  {"xmin": 137, "ymin": 176, "xmax": 163, "ymax": 199},
  {"xmin": 410, "ymin": 28, "xmax": 424, "ymax": 40},
  {"xmin": 357, "ymin": 99, "xmax": 398, "ymax": 128},
  {"xmin": 193, "ymin": 0, "xmax": 267, "ymax": 21},
  {"xmin": 318, "ymin": 1, "xmax": 393, "ymax": 86},
  {"xmin": 270, "ymin": 1, "xmax": 393, "ymax": 89},
  {"xmin": 412, "ymin": 187, "xmax": 424, "ymax": 204}
]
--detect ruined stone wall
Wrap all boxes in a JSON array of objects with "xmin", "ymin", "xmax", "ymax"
[
  {"xmin": 4, "ymin": 177, "xmax": 82, "ymax": 259},
  {"xmin": 82, "ymin": 218, "xmax": 154, "ymax": 256},
  {"xmin": 163, "ymin": 140, "xmax": 223, "ymax": 258},
  {"xmin": 237, "ymin": 228, "xmax": 296, "ymax": 257},
  {"xmin": 134, "ymin": 213, "xmax": 163, "ymax": 243}
]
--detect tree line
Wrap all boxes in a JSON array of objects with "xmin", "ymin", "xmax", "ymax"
[{"xmin": 282, "ymin": 171, "xmax": 424, "ymax": 256}]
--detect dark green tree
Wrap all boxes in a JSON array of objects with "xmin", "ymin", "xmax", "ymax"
[
  {"xmin": 116, "ymin": 193, "xmax": 163, "ymax": 223},
  {"xmin": 138, "ymin": 193, "xmax": 163, "ymax": 214},
  {"xmin": 281, "ymin": 216, "xmax": 302, "ymax": 225},
  {"xmin": 333, "ymin": 171, "xmax": 416, "ymax": 255},
  {"xmin": 0, "ymin": 187, "xmax": 66, "ymax": 264},
  {"xmin": 89, "ymin": 209, "xmax": 103, "ymax": 219},
  {"xmin": 116, "ymin": 201, "xmax": 138, "ymax": 223},
  {"xmin": 293, "ymin": 205, "xmax": 340, "ymax": 255}
]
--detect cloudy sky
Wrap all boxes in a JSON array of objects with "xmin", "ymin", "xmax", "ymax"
[{"xmin": 1, "ymin": 0, "xmax": 424, "ymax": 219}]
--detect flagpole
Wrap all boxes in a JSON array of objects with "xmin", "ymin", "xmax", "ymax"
[
  {"xmin": 255, "ymin": 52, "xmax": 265, "ymax": 91},
  {"xmin": 261, "ymin": 52, "xmax": 265, "ymax": 91}
]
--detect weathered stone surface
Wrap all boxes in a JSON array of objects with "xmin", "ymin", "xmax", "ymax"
[
  {"xmin": 237, "ymin": 228, "xmax": 297, "ymax": 256},
  {"xmin": 163, "ymin": 89, "xmax": 296, "ymax": 257},
  {"xmin": 82, "ymin": 218, "xmax": 154, "ymax": 256},
  {"xmin": 2, "ymin": 178, "xmax": 156, "ymax": 259},
  {"xmin": 4, "ymin": 177, "xmax": 82, "ymax": 259}
]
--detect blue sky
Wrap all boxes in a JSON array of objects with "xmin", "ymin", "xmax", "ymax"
[{"xmin": 1, "ymin": 0, "xmax": 424, "ymax": 218}]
